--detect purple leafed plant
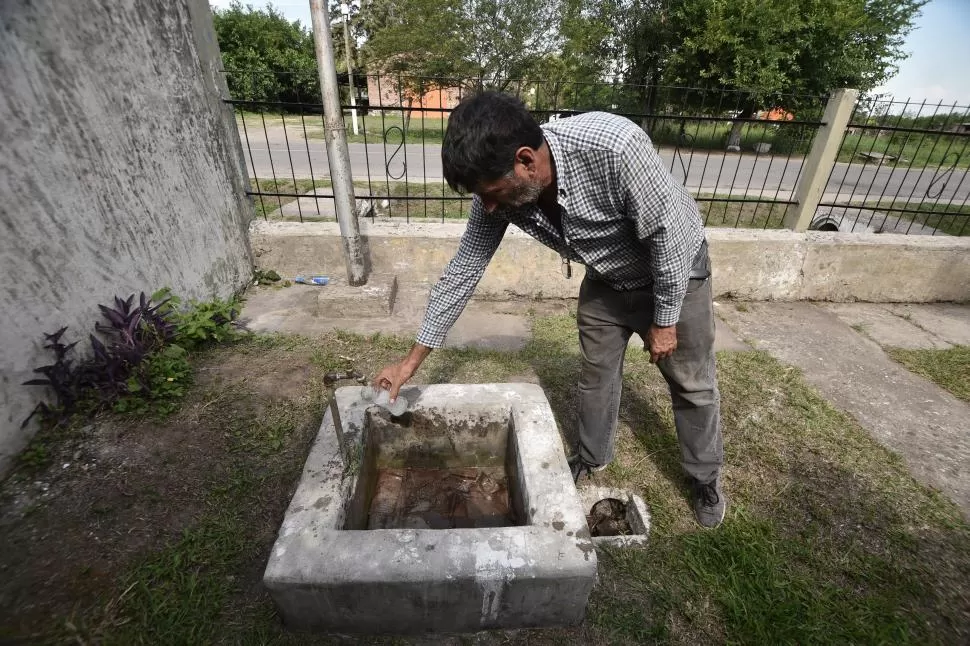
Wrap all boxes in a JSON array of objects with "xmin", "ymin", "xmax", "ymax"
[
  {"xmin": 21, "ymin": 327, "xmax": 83, "ymax": 426},
  {"xmin": 23, "ymin": 292, "xmax": 181, "ymax": 426}
]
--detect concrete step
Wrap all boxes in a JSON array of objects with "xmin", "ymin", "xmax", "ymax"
[
  {"xmin": 316, "ymin": 274, "xmax": 397, "ymax": 318},
  {"xmin": 242, "ymin": 274, "xmax": 396, "ymax": 328}
]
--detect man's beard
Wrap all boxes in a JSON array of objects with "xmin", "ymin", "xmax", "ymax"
[{"xmin": 503, "ymin": 179, "xmax": 543, "ymax": 208}]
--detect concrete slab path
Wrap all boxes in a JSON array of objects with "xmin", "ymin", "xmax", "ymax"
[
  {"xmin": 718, "ymin": 302, "xmax": 970, "ymax": 517},
  {"xmin": 241, "ymin": 286, "xmax": 750, "ymax": 353},
  {"xmin": 822, "ymin": 302, "xmax": 969, "ymax": 349},
  {"xmin": 884, "ymin": 303, "xmax": 970, "ymax": 347}
]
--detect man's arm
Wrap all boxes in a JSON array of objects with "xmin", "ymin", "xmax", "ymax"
[
  {"xmin": 620, "ymin": 127, "xmax": 703, "ymax": 360},
  {"xmin": 414, "ymin": 197, "xmax": 508, "ymax": 349},
  {"xmin": 374, "ymin": 197, "xmax": 508, "ymax": 400}
]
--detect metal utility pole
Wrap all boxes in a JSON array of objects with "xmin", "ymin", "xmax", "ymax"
[
  {"xmin": 309, "ymin": 0, "xmax": 366, "ymax": 285},
  {"xmin": 340, "ymin": 2, "xmax": 359, "ymax": 135}
]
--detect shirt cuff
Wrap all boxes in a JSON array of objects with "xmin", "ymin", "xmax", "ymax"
[
  {"xmin": 653, "ymin": 303, "xmax": 682, "ymax": 327},
  {"xmin": 416, "ymin": 326, "xmax": 447, "ymax": 349}
]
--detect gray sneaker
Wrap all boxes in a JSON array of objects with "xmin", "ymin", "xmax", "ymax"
[{"xmin": 690, "ymin": 477, "xmax": 726, "ymax": 528}]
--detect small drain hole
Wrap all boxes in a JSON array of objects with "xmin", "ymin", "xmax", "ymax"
[
  {"xmin": 389, "ymin": 411, "xmax": 413, "ymax": 426},
  {"xmin": 587, "ymin": 498, "xmax": 631, "ymax": 537}
]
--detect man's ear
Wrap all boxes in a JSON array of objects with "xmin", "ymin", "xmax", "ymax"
[{"xmin": 514, "ymin": 146, "xmax": 538, "ymax": 174}]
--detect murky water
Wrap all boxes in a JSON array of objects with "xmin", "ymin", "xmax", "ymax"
[{"xmin": 367, "ymin": 466, "xmax": 515, "ymax": 529}]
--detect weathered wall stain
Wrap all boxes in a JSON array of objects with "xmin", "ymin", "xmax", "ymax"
[{"xmin": 0, "ymin": 0, "xmax": 255, "ymax": 475}]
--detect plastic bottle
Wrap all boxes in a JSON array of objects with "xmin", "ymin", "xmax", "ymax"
[
  {"xmin": 294, "ymin": 275, "xmax": 329, "ymax": 285},
  {"xmin": 365, "ymin": 386, "xmax": 408, "ymax": 416}
]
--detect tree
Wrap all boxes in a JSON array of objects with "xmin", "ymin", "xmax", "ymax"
[
  {"xmin": 558, "ymin": 0, "xmax": 625, "ymax": 83},
  {"xmin": 361, "ymin": 0, "xmax": 470, "ymax": 80},
  {"xmin": 329, "ymin": 1, "xmax": 365, "ymax": 75},
  {"xmin": 212, "ymin": 1, "xmax": 319, "ymax": 103},
  {"xmin": 462, "ymin": 0, "xmax": 563, "ymax": 86},
  {"xmin": 362, "ymin": 0, "xmax": 564, "ymax": 89},
  {"xmin": 621, "ymin": 0, "xmax": 927, "ymax": 149}
]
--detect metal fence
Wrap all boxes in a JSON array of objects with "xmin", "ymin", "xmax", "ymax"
[
  {"xmin": 225, "ymin": 72, "xmax": 968, "ymax": 235},
  {"xmin": 814, "ymin": 96, "xmax": 970, "ymax": 236},
  {"xmin": 226, "ymin": 72, "xmax": 827, "ymax": 227}
]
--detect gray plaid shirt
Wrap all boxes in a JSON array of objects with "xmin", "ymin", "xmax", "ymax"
[{"xmin": 417, "ymin": 111, "xmax": 704, "ymax": 349}]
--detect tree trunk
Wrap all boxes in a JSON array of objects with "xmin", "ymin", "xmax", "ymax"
[
  {"xmin": 725, "ymin": 119, "xmax": 744, "ymax": 152},
  {"xmin": 640, "ymin": 70, "xmax": 662, "ymax": 134},
  {"xmin": 726, "ymin": 104, "xmax": 757, "ymax": 152},
  {"xmin": 402, "ymin": 97, "xmax": 413, "ymax": 133}
]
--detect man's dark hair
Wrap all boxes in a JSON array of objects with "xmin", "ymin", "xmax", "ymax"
[{"xmin": 441, "ymin": 91, "xmax": 544, "ymax": 194}]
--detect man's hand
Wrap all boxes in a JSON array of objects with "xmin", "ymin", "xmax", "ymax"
[
  {"xmin": 647, "ymin": 324, "xmax": 677, "ymax": 363},
  {"xmin": 373, "ymin": 344, "xmax": 432, "ymax": 402}
]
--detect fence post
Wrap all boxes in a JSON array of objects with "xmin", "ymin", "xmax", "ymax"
[
  {"xmin": 785, "ymin": 88, "xmax": 859, "ymax": 232},
  {"xmin": 309, "ymin": 0, "xmax": 367, "ymax": 285}
]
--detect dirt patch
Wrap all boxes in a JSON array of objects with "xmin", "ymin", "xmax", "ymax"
[
  {"xmin": 0, "ymin": 340, "xmax": 325, "ymax": 640},
  {"xmin": 196, "ymin": 347, "xmax": 315, "ymax": 401},
  {"xmin": 0, "ymin": 412, "xmax": 222, "ymax": 632}
]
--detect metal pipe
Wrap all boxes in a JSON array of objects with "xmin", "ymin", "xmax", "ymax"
[
  {"xmin": 340, "ymin": 3, "xmax": 359, "ymax": 135},
  {"xmin": 309, "ymin": 0, "xmax": 367, "ymax": 285}
]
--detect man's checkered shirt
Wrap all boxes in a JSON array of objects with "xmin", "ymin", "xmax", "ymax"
[{"xmin": 417, "ymin": 111, "xmax": 705, "ymax": 349}]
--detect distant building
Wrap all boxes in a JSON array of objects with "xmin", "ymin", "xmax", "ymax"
[
  {"xmin": 757, "ymin": 107, "xmax": 795, "ymax": 121},
  {"xmin": 365, "ymin": 75, "xmax": 461, "ymax": 118}
]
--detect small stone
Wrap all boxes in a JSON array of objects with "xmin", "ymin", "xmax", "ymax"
[{"xmin": 477, "ymin": 473, "xmax": 499, "ymax": 495}]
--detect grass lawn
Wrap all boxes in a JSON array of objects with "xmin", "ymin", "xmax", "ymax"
[
  {"xmin": 854, "ymin": 200, "xmax": 970, "ymax": 236},
  {"xmin": 696, "ymin": 197, "xmax": 790, "ymax": 229},
  {"xmin": 837, "ymin": 132, "xmax": 970, "ymax": 169},
  {"xmin": 249, "ymin": 181, "xmax": 790, "ymax": 225},
  {"xmin": 365, "ymin": 179, "xmax": 470, "ymax": 219},
  {"xmin": 235, "ymin": 108, "xmax": 969, "ymax": 175},
  {"xmin": 2, "ymin": 315, "xmax": 968, "ymax": 644},
  {"xmin": 249, "ymin": 178, "xmax": 330, "ymax": 219},
  {"xmin": 886, "ymin": 345, "xmax": 970, "ymax": 402},
  {"xmin": 302, "ymin": 112, "xmax": 448, "ymax": 145},
  {"xmin": 236, "ymin": 111, "xmax": 287, "ymax": 131},
  {"xmin": 249, "ymin": 177, "xmax": 471, "ymax": 220},
  {"xmin": 648, "ymin": 119, "xmax": 815, "ymax": 156}
]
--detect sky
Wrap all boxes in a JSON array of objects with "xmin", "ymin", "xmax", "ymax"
[
  {"xmin": 872, "ymin": 0, "xmax": 970, "ymax": 106},
  {"xmin": 209, "ymin": 0, "xmax": 970, "ymax": 106}
]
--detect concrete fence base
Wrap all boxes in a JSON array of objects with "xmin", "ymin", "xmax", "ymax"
[{"xmin": 251, "ymin": 221, "xmax": 970, "ymax": 303}]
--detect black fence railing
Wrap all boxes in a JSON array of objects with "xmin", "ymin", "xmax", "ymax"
[
  {"xmin": 226, "ymin": 72, "xmax": 833, "ymax": 228},
  {"xmin": 815, "ymin": 97, "xmax": 970, "ymax": 236}
]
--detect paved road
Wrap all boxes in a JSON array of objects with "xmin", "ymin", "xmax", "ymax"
[{"xmin": 239, "ymin": 128, "xmax": 970, "ymax": 205}]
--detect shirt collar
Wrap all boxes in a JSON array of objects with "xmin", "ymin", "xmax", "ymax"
[{"xmin": 541, "ymin": 126, "xmax": 572, "ymax": 202}]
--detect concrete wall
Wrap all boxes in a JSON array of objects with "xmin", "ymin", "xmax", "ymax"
[
  {"xmin": 251, "ymin": 221, "xmax": 970, "ymax": 303},
  {"xmin": 0, "ymin": 0, "xmax": 254, "ymax": 474}
]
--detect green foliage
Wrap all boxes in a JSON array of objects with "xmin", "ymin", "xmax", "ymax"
[
  {"xmin": 212, "ymin": 1, "xmax": 319, "ymax": 103},
  {"xmin": 152, "ymin": 289, "xmax": 241, "ymax": 350},
  {"xmin": 622, "ymin": 0, "xmax": 927, "ymax": 112},
  {"xmin": 556, "ymin": 0, "xmax": 626, "ymax": 84},
  {"xmin": 213, "ymin": 0, "xmax": 926, "ymax": 120},
  {"xmin": 17, "ymin": 442, "xmax": 50, "ymax": 471},
  {"xmin": 252, "ymin": 269, "xmax": 282, "ymax": 285},
  {"xmin": 362, "ymin": 0, "xmax": 566, "ymax": 89},
  {"xmin": 362, "ymin": 0, "xmax": 470, "ymax": 80},
  {"xmin": 113, "ymin": 345, "xmax": 192, "ymax": 418},
  {"xmin": 25, "ymin": 291, "xmax": 240, "ymax": 428}
]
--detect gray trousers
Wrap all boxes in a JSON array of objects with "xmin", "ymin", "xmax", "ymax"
[{"xmin": 575, "ymin": 243, "xmax": 723, "ymax": 484}]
